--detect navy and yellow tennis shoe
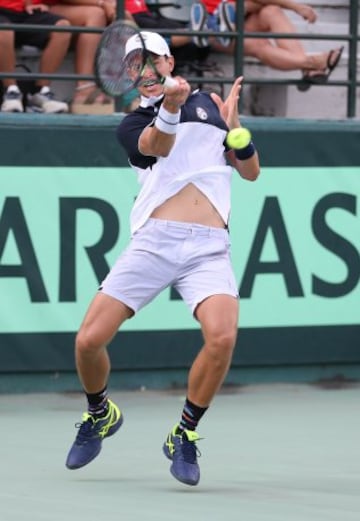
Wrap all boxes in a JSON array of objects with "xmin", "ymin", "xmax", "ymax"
[
  {"xmin": 66, "ymin": 399, "xmax": 123, "ymax": 469},
  {"xmin": 163, "ymin": 423, "xmax": 201, "ymax": 486}
]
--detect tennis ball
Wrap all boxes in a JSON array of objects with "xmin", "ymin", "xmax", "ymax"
[{"xmin": 226, "ymin": 127, "xmax": 252, "ymax": 150}]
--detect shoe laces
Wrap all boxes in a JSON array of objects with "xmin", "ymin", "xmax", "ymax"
[
  {"xmin": 74, "ymin": 413, "xmax": 98, "ymax": 444},
  {"xmin": 6, "ymin": 91, "xmax": 21, "ymax": 100},
  {"xmin": 179, "ymin": 431, "xmax": 202, "ymax": 463},
  {"xmin": 41, "ymin": 90, "xmax": 55, "ymax": 101}
]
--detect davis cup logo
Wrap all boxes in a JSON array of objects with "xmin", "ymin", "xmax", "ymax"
[{"xmin": 196, "ymin": 107, "xmax": 208, "ymax": 120}]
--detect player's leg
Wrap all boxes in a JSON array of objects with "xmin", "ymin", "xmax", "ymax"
[
  {"xmin": 162, "ymin": 225, "xmax": 239, "ymax": 485},
  {"xmin": 67, "ymin": 220, "xmax": 179, "ymax": 470},
  {"xmin": 163, "ymin": 293, "xmax": 239, "ymax": 485},
  {"xmin": 75, "ymin": 292, "xmax": 132, "ymax": 393},
  {"xmin": 189, "ymin": 294, "xmax": 239, "ymax": 406},
  {"xmin": 66, "ymin": 293, "xmax": 132, "ymax": 470}
]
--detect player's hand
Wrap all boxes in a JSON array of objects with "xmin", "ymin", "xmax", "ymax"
[
  {"xmin": 163, "ymin": 76, "xmax": 191, "ymax": 111},
  {"xmin": 211, "ymin": 76, "xmax": 243, "ymax": 129}
]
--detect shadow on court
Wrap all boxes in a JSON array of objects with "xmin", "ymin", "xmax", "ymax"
[{"xmin": 1, "ymin": 383, "xmax": 359, "ymax": 521}]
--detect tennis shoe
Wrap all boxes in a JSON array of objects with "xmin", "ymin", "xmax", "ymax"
[
  {"xmin": 190, "ymin": 2, "xmax": 209, "ymax": 48},
  {"xmin": 1, "ymin": 88, "xmax": 24, "ymax": 112},
  {"xmin": 218, "ymin": 1, "xmax": 236, "ymax": 47},
  {"xmin": 163, "ymin": 423, "xmax": 201, "ymax": 486},
  {"xmin": 66, "ymin": 399, "xmax": 123, "ymax": 469},
  {"xmin": 26, "ymin": 88, "xmax": 68, "ymax": 114}
]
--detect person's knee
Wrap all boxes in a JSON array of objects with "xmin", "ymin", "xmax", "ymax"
[
  {"xmin": 55, "ymin": 18, "xmax": 71, "ymax": 27},
  {"xmin": 258, "ymin": 4, "xmax": 283, "ymax": 21},
  {"xmin": 84, "ymin": 6, "xmax": 107, "ymax": 26},
  {"xmin": 0, "ymin": 29, "xmax": 14, "ymax": 46},
  {"xmin": 205, "ymin": 326, "xmax": 237, "ymax": 364},
  {"xmin": 53, "ymin": 19, "xmax": 72, "ymax": 44},
  {"xmin": 76, "ymin": 328, "xmax": 101, "ymax": 356}
]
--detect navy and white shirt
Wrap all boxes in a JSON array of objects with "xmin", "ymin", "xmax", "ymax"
[{"xmin": 117, "ymin": 90, "xmax": 232, "ymax": 234}]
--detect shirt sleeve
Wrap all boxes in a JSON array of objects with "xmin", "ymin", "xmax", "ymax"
[{"xmin": 116, "ymin": 112, "xmax": 157, "ymax": 169}]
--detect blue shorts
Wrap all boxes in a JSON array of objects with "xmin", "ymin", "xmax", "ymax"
[{"xmin": 100, "ymin": 218, "xmax": 239, "ymax": 315}]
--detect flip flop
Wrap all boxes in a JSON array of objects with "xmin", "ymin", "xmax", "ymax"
[
  {"xmin": 305, "ymin": 46, "xmax": 344, "ymax": 84},
  {"xmin": 297, "ymin": 46, "xmax": 344, "ymax": 91}
]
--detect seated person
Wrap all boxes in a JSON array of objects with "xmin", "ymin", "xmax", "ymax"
[
  {"xmin": 126, "ymin": 0, "xmax": 210, "ymax": 71},
  {"xmin": 0, "ymin": 0, "xmax": 71, "ymax": 113},
  {"xmin": 45, "ymin": 0, "xmax": 115, "ymax": 113},
  {"xmin": 190, "ymin": 0, "xmax": 343, "ymax": 89}
]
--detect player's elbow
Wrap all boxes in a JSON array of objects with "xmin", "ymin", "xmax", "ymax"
[{"xmin": 242, "ymin": 166, "xmax": 261, "ymax": 181}]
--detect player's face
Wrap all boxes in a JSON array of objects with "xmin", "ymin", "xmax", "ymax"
[{"xmin": 138, "ymin": 54, "xmax": 174, "ymax": 96}]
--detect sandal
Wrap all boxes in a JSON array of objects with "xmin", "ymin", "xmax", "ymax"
[
  {"xmin": 71, "ymin": 82, "xmax": 114, "ymax": 115},
  {"xmin": 297, "ymin": 46, "xmax": 344, "ymax": 92}
]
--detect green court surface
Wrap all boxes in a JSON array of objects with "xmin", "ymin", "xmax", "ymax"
[{"xmin": 1, "ymin": 383, "xmax": 359, "ymax": 521}]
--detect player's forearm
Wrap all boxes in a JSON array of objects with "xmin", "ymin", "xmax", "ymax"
[
  {"xmin": 138, "ymin": 126, "xmax": 176, "ymax": 157},
  {"xmin": 236, "ymin": 152, "xmax": 260, "ymax": 181}
]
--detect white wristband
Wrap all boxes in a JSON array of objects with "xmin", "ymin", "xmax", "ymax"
[{"xmin": 154, "ymin": 105, "xmax": 180, "ymax": 134}]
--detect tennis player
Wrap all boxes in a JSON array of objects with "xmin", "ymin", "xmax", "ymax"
[{"xmin": 65, "ymin": 31, "xmax": 260, "ymax": 486}]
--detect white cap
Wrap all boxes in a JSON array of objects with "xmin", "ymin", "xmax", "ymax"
[{"xmin": 125, "ymin": 31, "xmax": 171, "ymax": 58}]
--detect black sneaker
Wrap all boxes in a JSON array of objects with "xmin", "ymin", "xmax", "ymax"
[
  {"xmin": 66, "ymin": 399, "xmax": 123, "ymax": 469},
  {"xmin": 163, "ymin": 423, "xmax": 201, "ymax": 486}
]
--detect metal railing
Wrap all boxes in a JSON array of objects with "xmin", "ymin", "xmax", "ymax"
[{"xmin": 0, "ymin": 0, "xmax": 358, "ymax": 116}]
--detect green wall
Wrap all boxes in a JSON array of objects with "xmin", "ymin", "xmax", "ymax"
[{"xmin": 0, "ymin": 114, "xmax": 359, "ymax": 391}]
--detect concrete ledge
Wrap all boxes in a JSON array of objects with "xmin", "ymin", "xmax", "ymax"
[{"xmin": 1, "ymin": 364, "xmax": 360, "ymax": 393}]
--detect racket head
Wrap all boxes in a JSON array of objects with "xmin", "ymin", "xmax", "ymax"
[
  {"xmin": 95, "ymin": 21, "xmax": 147, "ymax": 97},
  {"xmin": 95, "ymin": 22, "xmax": 177, "ymax": 96}
]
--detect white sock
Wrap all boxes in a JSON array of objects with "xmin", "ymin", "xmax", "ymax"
[
  {"xmin": 40, "ymin": 86, "xmax": 50, "ymax": 95},
  {"xmin": 7, "ymin": 85, "xmax": 20, "ymax": 94}
]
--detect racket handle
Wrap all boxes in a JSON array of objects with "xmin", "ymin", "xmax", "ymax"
[{"xmin": 163, "ymin": 76, "xmax": 178, "ymax": 88}]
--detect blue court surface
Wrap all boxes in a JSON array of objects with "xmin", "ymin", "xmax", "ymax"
[{"xmin": 1, "ymin": 383, "xmax": 359, "ymax": 521}]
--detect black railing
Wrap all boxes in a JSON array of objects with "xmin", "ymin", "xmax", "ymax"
[{"xmin": 0, "ymin": 0, "xmax": 358, "ymax": 116}]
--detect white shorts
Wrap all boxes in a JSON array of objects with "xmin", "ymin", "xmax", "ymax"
[{"xmin": 100, "ymin": 218, "xmax": 239, "ymax": 315}]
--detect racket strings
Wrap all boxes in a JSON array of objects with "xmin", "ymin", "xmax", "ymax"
[{"xmin": 96, "ymin": 23, "xmax": 143, "ymax": 96}]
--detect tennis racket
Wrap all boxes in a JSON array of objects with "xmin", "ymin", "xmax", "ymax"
[{"xmin": 95, "ymin": 20, "xmax": 177, "ymax": 97}]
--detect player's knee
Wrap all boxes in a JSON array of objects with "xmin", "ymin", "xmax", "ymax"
[
  {"xmin": 206, "ymin": 328, "xmax": 237, "ymax": 362},
  {"xmin": 75, "ymin": 329, "xmax": 100, "ymax": 355}
]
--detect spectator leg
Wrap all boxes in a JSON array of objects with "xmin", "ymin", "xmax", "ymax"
[
  {"xmin": 0, "ymin": 28, "xmax": 17, "ymax": 89},
  {"xmin": 37, "ymin": 20, "xmax": 72, "ymax": 88}
]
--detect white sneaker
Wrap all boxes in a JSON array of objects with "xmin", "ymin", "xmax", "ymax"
[
  {"xmin": 190, "ymin": 2, "xmax": 209, "ymax": 48},
  {"xmin": 218, "ymin": 1, "xmax": 236, "ymax": 47},
  {"xmin": 27, "ymin": 89, "xmax": 68, "ymax": 114},
  {"xmin": 1, "ymin": 89, "xmax": 24, "ymax": 112}
]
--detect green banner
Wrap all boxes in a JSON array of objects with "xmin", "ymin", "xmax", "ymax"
[{"xmin": 0, "ymin": 166, "xmax": 359, "ymax": 333}]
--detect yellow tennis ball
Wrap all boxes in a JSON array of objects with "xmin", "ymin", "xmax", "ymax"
[{"xmin": 226, "ymin": 127, "xmax": 252, "ymax": 149}]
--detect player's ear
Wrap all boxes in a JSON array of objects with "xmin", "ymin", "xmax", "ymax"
[{"xmin": 167, "ymin": 56, "xmax": 175, "ymax": 73}]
